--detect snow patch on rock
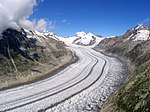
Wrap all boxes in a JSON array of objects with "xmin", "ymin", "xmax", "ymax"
[{"xmin": 133, "ymin": 30, "xmax": 149, "ymax": 41}]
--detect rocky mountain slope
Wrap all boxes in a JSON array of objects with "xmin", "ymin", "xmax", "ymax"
[
  {"xmin": 0, "ymin": 28, "xmax": 72, "ymax": 90},
  {"xmin": 95, "ymin": 25, "xmax": 150, "ymax": 55},
  {"xmin": 94, "ymin": 25, "xmax": 150, "ymax": 112}
]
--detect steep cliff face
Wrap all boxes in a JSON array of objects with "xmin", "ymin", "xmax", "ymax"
[
  {"xmin": 0, "ymin": 29, "xmax": 35, "ymax": 60},
  {"xmin": 0, "ymin": 28, "xmax": 72, "ymax": 89},
  {"xmin": 94, "ymin": 25, "xmax": 150, "ymax": 112}
]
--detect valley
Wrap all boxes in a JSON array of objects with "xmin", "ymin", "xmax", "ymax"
[
  {"xmin": 0, "ymin": 1, "xmax": 149, "ymax": 111},
  {"xmin": 0, "ymin": 24, "xmax": 149, "ymax": 112},
  {"xmin": 0, "ymin": 45, "xmax": 127, "ymax": 112}
]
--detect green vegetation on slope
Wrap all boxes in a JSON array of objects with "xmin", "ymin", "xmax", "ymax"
[
  {"xmin": 100, "ymin": 54, "xmax": 150, "ymax": 112},
  {"xmin": 116, "ymin": 60, "xmax": 150, "ymax": 112},
  {"xmin": 95, "ymin": 36, "xmax": 150, "ymax": 112}
]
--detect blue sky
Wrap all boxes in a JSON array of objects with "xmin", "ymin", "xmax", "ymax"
[{"xmin": 31, "ymin": 0, "xmax": 150, "ymax": 37}]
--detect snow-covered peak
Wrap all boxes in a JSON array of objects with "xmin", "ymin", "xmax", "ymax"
[
  {"xmin": 76, "ymin": 32, "xmax": 95, "ymax": 38},
  {"xmin": 43, "ymin": 31, "xmax": 64, "ymax": 42},
  {"xmin": 105, "ymin": 36, "xmax": 116, "ymax": 38},
  {"xmin": 42, "ymin": 30, "xmax": 54, "ymax": 36},
  {"xmin": 24, "ymin": 29, "xmax": 49, "ymax": 42},
  {"xmin": 61, "ymin": 31, "xmax": 103, "ymax": 46},
  {"xmin": 134, "ymin": 24, "xmax": 144, "ymax": 30},
  {"xmin": 76, "ymin": 31, "xmax": 86, "ymax": 37},
  {"xmin": 128, "ymin": 25, "xmax": 150, "ymax": 41},
  {"xmin": 132, "ymin": 30, "xmax": 149, "ymax": 41},
  {"xmin": 24, "ymin": 29, "xmax": 63, "ymax": 43},
  {"xmin": 24, "ymin": 29, "xmax": 103, "ymax": 47},
  {"xmin": 73, "ymin": 32, "xmax": 95, "ymax": 45}
]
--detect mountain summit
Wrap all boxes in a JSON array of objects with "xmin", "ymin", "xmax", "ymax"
[
  {"xmin": 126, "ymin": 24, "xmax": 150, "ymax": 41},
  {"xmin": 58, "ymin": 31, "xmax": 103, "ymax": 46}
]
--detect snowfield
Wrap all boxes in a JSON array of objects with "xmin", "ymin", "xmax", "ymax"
[
  {"xmin": 0, "ymin": 45, "xmax": 128, "ymax": 112},
  {"xmin": 133, "ymin": 30, "xmax": 149, "ymax": 41},
  {"xmin": 58, "ymin": 31, "xmax": 103, "ymax": 46},
  {"xmin": 128, "ymin": 25, "xmax": 150, "ymax": 41}
]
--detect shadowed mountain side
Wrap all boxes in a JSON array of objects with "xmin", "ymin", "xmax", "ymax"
[{"xmin": 0, "ymin": 28, "xmax": 72, "ymax": 90}]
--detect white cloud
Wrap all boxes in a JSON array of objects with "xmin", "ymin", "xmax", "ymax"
[
  {"xmin": 0, "ymin": 0, "xmax": 56, "ymax": 34},
  {"xmin": 0, "ymin": 0, "xmax": 37, "ymax": 34},
  {"xmin": 34, "ymin": 19, "xmax": 55, "ymax": 31},
  {"xmin": 19, "ymin": 19, "xmax": 35, "ymax": 31},
  {"xmin": 36, "ymin": 19, "xmax": 47, "ymax": 31}
]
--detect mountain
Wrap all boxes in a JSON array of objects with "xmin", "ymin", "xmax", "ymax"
[
  {"xmin": 124, "ymin": 24, "xmax": 150, "ymax": 41},
  {"xmin": 95, "ymin": 24, "xmax": 150, "ymax": 56},
  {"xmin": 59, "ymin": 31, "xmax": 103, "ymax": 46},
  {"xmin": 40, "ymin": 31, "xmax": 104, "ymax": 47},
  {"xmin": 0, "ymin": 28, "xmax": 72, "ymax": 90},
  {"xmin": 94, "ymin": 25, "xmax": 150, "ymax": 112}
]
